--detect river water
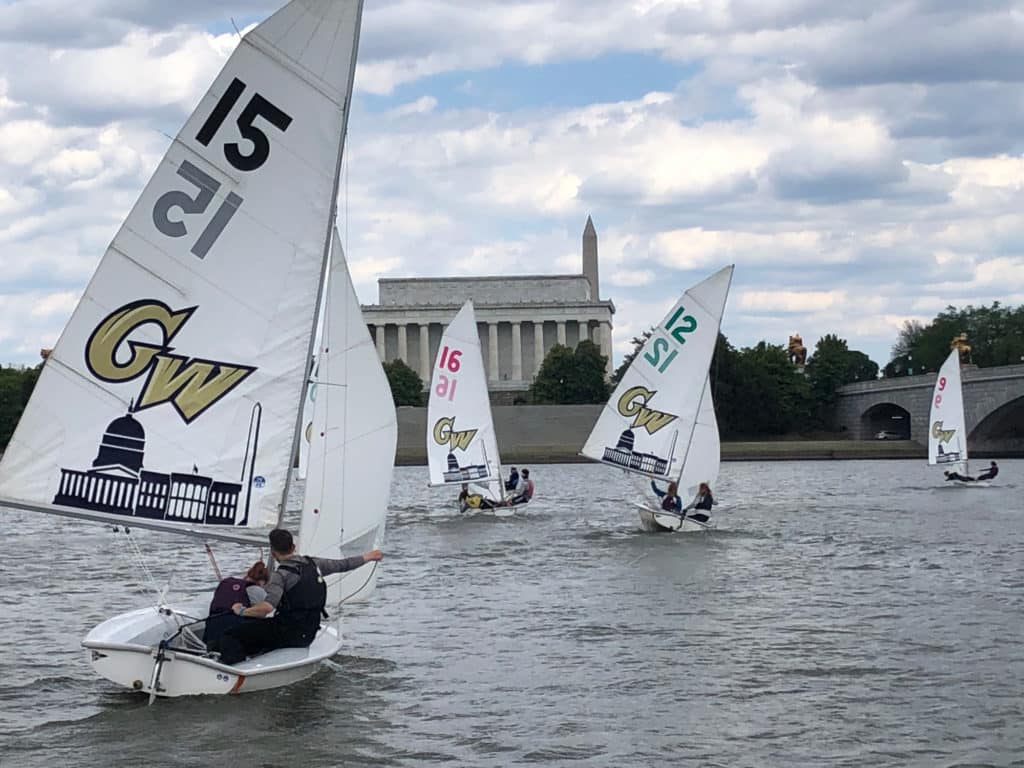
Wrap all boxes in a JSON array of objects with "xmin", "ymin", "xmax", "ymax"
[{"xmin": 1, "ymin": 460, "xmax": 1022, "ymax": 767}]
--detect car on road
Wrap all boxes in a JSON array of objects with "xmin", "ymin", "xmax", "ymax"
[{"xmin": 875, "ymin": 430, "xmax": 905, "ymax": 440}]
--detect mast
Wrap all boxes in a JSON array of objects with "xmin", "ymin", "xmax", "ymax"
[{"xmin": 278, "ymin": 0, "xmax": 366, "ymax": 529}]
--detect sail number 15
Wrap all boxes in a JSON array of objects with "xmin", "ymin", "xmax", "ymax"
[
  {"xmin": 643, "ymin": 305, "xmax": 698, "ymax": 373},
  {"xmin": 435, "ymin": 346, "xmax": 462, "ymax": 401},
  {"xmin": 152, "ymin": 77, "xmax": 294, "ymax": 260}
]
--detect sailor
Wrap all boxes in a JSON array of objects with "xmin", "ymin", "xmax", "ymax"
[
  {"xmin": 504, "ymin": 466, "xmax": 520, "ymax": 492},
  {"xmin": 943, "ymin": 470, "xmax": 976, "ymax": 482},
  {"xmin": 650, "ymin": 480, "xmax": 682, "ymax": 513},
  {"xmin": 685, "ymin": 482, "xmax": 714, "ymax": 523},
  {"xmin": 458, "ymin": 483, "xmax": 486, "ymax": 512},
  {"xmin": 213, "ymin": 529, "xmax": 383, "ymax": 665},
  {"xmin": 507, "ymin": 468, "xmax": 534, "ymax": 505},
  {"xmin": 977, "ymin": 461, "xmax": 999, "ymax": 481},
  {"xmin": 203, "ymin": 561, "xmax": 269, "ymax": 646}
]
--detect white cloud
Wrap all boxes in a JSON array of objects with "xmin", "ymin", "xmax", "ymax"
[{"xmin": 1, "ymin": 0, "xmax": 1023, "ymax": 370}]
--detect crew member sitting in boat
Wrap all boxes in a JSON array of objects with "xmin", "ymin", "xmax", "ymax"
[
  {"xmin": 504, "ymin": 466, "xmax": 520, "ymax": 491},
  {"xmin": 505, "ymin": 468, "xmax": 533, "ymax": 505},
  {"xmin": 650, "ymin": 480, "xmax": 682, "ymax": 513},
  {"xmin": 684, "ymin": 482, "xmax": 715, "ymax": 523},
  {"xmin": 977, "ymin": 461, "xmax": 999, "ymax": 481},
  {"xmin": 943, "ymin": 470, "xmax": 976, "ymax": 482},
  {"xmin": 458, "ymin": 483, "xmax": 493, "ymax": 512},
  {"xmin": 212, "ymin": 528, "xmax": 383, "ymax": 665},
  {"xmin": 203, "ymin": 561, "xmax": 269, "ymax": 646}
]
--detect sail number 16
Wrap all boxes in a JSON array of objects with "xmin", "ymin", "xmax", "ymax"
[
  {"xmin": 435, "ymin": 346, "xmax": 463, "ymax": 401},
  {"xmin": 643, "ymin": 305, "xmax": 698, "ymax": 373}
]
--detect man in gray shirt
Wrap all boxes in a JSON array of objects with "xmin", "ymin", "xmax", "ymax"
[{"xmin": 214, "ymin": 528, "xmax": 382, "ymax": 665}]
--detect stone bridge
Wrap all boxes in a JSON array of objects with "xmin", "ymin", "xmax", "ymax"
[{"xmin": 836, "ymin": 364, "xmax": 1024, "ymax": 455}]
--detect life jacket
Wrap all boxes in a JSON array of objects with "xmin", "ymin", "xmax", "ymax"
[
  {"xmin": 276, "ymin": 557, "xmax": 327, "ymax": 633},
  {"xmin": 209, "ymin": 577, "xmax": 251, "ymax": 616},
  {"xmin": 660, "ymin": 494, "xmax": 677, "ymax": 512},
  {"xmin": 466, "ymin": 494, "xmax": 484, "ymax": 509},
  {"xmin": 523, "ymin": 478, "xmax": 534, "ymax": 500}
]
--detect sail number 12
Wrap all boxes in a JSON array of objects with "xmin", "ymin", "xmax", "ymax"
[
  {"xmin": 644, "ymin": 305, "xmax": 698, "ymax": 373},
  {"xmin": 435, "ymin": 346, "xmax": 463, "ymax": 401}
]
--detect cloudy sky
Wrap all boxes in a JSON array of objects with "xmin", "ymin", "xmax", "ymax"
[{"xmin": 1, "ymin": 0, "xmax": 1022, "ymax": 368}]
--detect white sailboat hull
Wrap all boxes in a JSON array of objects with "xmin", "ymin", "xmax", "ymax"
[
  {"xmin": 633, "ymin": 503, "xmax": 712, "ymax": 533},
  {"xmin": 950, "ymin": 480, "xmax": 993, "ymax": 488},
  {"xmin": 82, "ymin": 600, "xmax": 342, "ymax": 698}
]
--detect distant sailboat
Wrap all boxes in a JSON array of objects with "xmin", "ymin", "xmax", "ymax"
[
  {"xmin": 929, "ymin": 349, "xmax": 992, "ymax": 488},
  {"xmin": 0, "ymin": 0, "xmax": 395, "ymax": 697},
  {"xmin": 426, "ymin": 300, "xmax": 517, "ymax": 513},
  {"xmin": 581, "ymin": 266, "xmax": 733, "ymax": 532}
]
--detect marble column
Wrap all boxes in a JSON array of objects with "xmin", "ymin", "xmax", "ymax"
[
  {"xmin": 419, "ymin": 324, "xmax": 430, "ymax": 381},
  {"xmin": 600, "ymin": 322, "xmax": 613, "ymax": 378},
  {"xmin": 397, "ymin": 324, "xmax": 408, "ymax": 363},
  {"xmin": 375, "ymin": 324, "xmax": 385, "ymax": 361},
  {"xmin": 511, "ymin": 322, "xmax": 523, "ymax": 381},
  {"xmin": 533, "ymin": 321, "xmax": 544, "ymax": 376},
  {"xmin": 488, "ymin": 322, "xmax": 499, "ymax": 382},
  {"xmin": 556, "ymin": 320, "xmax": 567, "ymax": 346},
  {"xmin": 578, "ymin": 320, "xmax": 589, "ymax": 344}
]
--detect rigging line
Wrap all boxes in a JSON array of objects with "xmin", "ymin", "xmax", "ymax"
[
  {"xmin": 115, "ymin": 527, "xmax": 163, "ymax": 602},
  {"xmin": 335, "ymin": 560, "xmax": 378, "ymax": 609}
]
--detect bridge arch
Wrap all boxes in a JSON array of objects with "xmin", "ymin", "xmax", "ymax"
[
  {"xmin": 861, "ymin": 402, "xmax": 912, "ymax": 439},
  {"xmin": 969, "ymin": 394, "xmax": 1024, "ymax": 454}
]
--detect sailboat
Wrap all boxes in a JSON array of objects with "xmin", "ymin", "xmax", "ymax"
[
  {"xmin": 426, "ymin": 300, "xmax": 515, "ymax": 513},
  {"xmin": 929, "ymin": 349, "xmax": 991, "ymax": 487},
  {"xmin": 581, "ymin": 266, "xmax": 733, "ymax": 532},
  {"xmin": 0, "ymin": 0, "xmax": 396, "ymax": 697}
]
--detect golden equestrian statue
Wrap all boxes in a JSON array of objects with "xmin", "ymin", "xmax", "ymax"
[
  {"xmin": 788, "ymin": 333, "xmax": 807, "ymax": 366},
  {"xmin": 950, "ymin": 333, "xmax": 971, "ymax": 363}
]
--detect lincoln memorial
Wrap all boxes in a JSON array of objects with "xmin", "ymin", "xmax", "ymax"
[{"xmin": 362, "ymin": 217, "xmax": 616, "ymax": 403}]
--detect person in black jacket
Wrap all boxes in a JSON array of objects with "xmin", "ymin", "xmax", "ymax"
[
  {"xmin": 213, "ymin": 529, "xmax": 382, "ymax": 665},
  {"xmin": 977, "ymin": 461, "xmax": 999, "ymax": 481}
]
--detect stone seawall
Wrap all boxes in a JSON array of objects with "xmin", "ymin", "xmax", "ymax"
[{"xmin": 397, "ymin": 406, "xmax": 946, "ymax": 464}]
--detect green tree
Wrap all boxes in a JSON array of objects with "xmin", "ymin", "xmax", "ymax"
[
  {"xmin": 885, "ymin": 302, "xmax": 1024, "ymax": 376},
  {"xmin": 731, "ymin": 341, "xmax": 813, "ymax": 435},
  {"xmin": 611, "ymin": 328, "xmax": 652, "ymax": 386},
  {"xmin": 705, "ymin": 336, "xmax": 812, "ymax": 437},
  {"xmin": 382, "ymin": 359, "xmax": 423, "ymax": 406},
  {"xmin": 532, "ymin": 341, "xmax": 609, "ymax": 404},
  {"xmin": 805, "ymin": 334, "xmax": 879, "ymax": 425},
  {"xmin": 0, "ymin": 364, "xmax": 41, "ymax": 449}
]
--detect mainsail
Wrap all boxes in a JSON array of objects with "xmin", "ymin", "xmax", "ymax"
[
  {"xmin": 0, "ymin": 0, "xmax": 364, "ymax": 542},
  {"xmin": 929, "ymin": 349, "xmax": 969, "ymax": 471},
  {"xmin": 298, "ymin": 231, "xmax": 396, "ymax": 607},
  {"xmin": 426, "ymin": 301, "xmax": 502, "ymax": 496},
  {"xmin": 582, "ymin": 266, "xmax": 733, "ymax": 482}
]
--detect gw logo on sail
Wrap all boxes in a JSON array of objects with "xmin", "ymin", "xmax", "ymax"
[
  {"xmin": 85, "ymin": 299, "xmax": 255, "ymax": 424},
  {"xmin": 931, "ymin": 421, "xmax": 956, "ymax": 444},
  {"xmin": 432, "ymin": 417, "xmax": 477, "ymax": 451},
  {"xmin": 617, "ymin": 386, "xmax": 677, "ymax": 434}
]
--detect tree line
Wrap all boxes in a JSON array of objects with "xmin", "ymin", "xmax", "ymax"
[
  {"xmin": 886, "ymin": 302, "xmax": 1024, "ymax": 376},
  {"xmin": 1, "ymin": 303, "xmax": 1018, "ymax": 450}
]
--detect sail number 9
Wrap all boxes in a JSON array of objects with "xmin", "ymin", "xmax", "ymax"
[
  {"xmin": 643, "ymin": 305, "xmax": 698, "ymax": 373},
  {"xmin": 937, "ymin": 376, "xmax": 946, "ymax": 391},
  {"xmin": 151, "ymin": 77, "xmax": 293, "ymax": 260},
  {"xmin": 435, "ymin": 346, "xmax": 462, "ymax": 401}
]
